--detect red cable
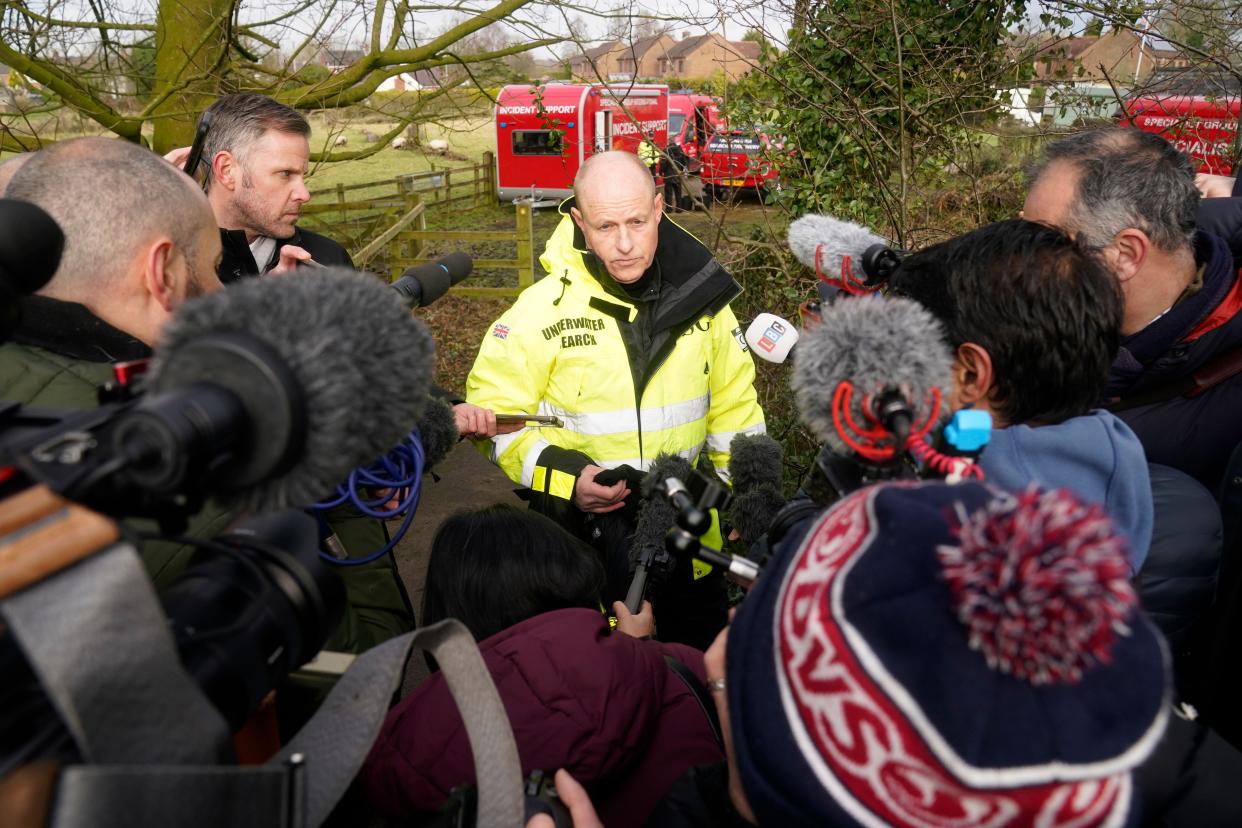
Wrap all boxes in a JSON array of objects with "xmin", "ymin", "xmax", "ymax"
[
  {"xmin": 908, "ymin": 434, "xmax": 984, "ymax": 479},
  {"xmin": 814, "ymin": 246, "xmax": 875, "ymax": 296},
  {"xmin": 831, "ymin": 384, "xmax": 959, "ymax": 473}
]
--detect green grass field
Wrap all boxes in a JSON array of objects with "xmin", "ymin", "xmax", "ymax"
[{"xmin": 304, "ymin": 113, "xmax": 495, "ymax": 193}]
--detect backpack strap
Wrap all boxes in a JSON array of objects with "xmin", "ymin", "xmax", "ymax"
[{"xmin": 663, "ymin": 655, "xmax": 723, "ymax": 749}]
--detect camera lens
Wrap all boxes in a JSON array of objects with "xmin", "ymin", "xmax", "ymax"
[{"xmin": 160, "ymin": 510, "xmax": 344, "ymax": 731}]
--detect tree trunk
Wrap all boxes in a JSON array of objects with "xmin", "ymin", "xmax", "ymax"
[{"xmin": 151, "ymin": 0, "xmax": 232, "ymax": 153}]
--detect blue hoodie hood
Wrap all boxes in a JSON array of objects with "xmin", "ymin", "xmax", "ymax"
[{"xmin": 978, "ymin": 410, "xmax": 1152, "ymax": 571}]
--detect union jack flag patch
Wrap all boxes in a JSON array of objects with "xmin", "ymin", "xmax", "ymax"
[{"xmin": 492, "ymin": 324, "xmax": 510, "ymax": 340}]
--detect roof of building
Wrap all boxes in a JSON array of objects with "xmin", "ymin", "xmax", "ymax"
[
  {"xmin": 664, "ymin": 33, "xmax": 760, "ymax": 62},
  {"xmin": 570, "ymin": 41, "xmax": 619, "ymax": 64},
  {"xmin": 1036, "ymin": 36, "xmax": 1098, "ymax": 59},
  {"xmin": 666, "ymin": 34, "xmax": 712, "ymax": 59},
  {"xmin": 622, "ymin": 33, "xmax": 672, "ymax": 60},
  {"xmin": 733, "ymin": 40, "xmax": 760, "ymax": 60}
]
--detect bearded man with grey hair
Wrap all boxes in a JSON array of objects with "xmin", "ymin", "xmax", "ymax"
[{"xmin": 1022, "ymin": 128, "xmax": 1242, "ymax": 495}]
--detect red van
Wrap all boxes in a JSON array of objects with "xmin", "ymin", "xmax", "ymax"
[
  {"xmin": 1121, "ymin": 95, "xmax": 1241, "ymax": 174},
  {"xmin": 495, "ymin": 83, "xmax": 669, "ymax": 203},
  {"xmin": 667, "ymin": 93, "xmax": 722, "ymax": 162},
  {"xmin": 700, "ymin": 129, "xmax": 783, "ymax": 197}
]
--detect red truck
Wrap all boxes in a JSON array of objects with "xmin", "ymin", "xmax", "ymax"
[
  {"xmin": 667, "ymin": 93, "xmax": 722, "ymax": 163},
  {"xmin": 700, "ymin": 129, "xmax": 784, "ymax": 198},
  {"xmin": 494, "ymin": 83, "xmax": 669, "ymax": 203},
  {"xmin": 1122, "ymin": 94, "xmax": 1241, "ymax": 174}
]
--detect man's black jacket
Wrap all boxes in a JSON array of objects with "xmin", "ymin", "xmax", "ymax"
[{"xmin": 218, "ymin": 226, "xmax": 354, "ymax": 283}]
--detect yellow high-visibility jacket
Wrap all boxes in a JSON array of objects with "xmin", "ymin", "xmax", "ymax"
[
  {"xmin": 638, "ymin": 139, "xmax": 659, "ymax": 169},
  {"xmin": 467, "ymin": 203, "xmax": 765, "ymax": 509}
]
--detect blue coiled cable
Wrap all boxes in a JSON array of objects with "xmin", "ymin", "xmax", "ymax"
[{"xmin": 311, "ymin": 430, "xmax": 425, "ymax": 566}]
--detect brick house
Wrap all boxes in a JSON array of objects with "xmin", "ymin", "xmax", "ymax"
[
  {"xmin": 1032, "ymin": 30, "xmax": 1154, "ymax": 84},
  {"xmin": 568, "ymin": 34, "xmax": 677, "ymax": 81},
  {"xmin": 656, "ymin": 33, "xmax": 758, "ymax": 81}
]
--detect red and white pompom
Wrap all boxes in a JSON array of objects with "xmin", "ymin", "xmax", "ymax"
[{"xmin": 937, "ymin": 487, "xmax": 1137, "ymax": 685}]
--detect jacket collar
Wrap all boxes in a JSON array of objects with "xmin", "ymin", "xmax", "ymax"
[
  {"xmin": 219, "ymin": 227, "xmax": 305, "ymax": 283},
  {"xmin": 1107, "ymin": 231, "xmax": 1242, "ymax": 394},
  {"xmin": 1123, "ymin": 231, "xmax": 1236, "ymax": 363},
  {"xmin": 11, "ymin": 295, "xmax": 151, "ymax": 363},
  {"xmin": 553, "ymin": 197, "xmax": 741, "ymax": 331}
]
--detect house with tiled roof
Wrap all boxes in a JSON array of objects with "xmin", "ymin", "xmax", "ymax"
[
  {"xmin": 656, "ymin": 32, "xmax": 757, "ymax": 81},
  {"xmin": 568, "ymin": 31, "xmax": 758, "ymax": 82},
  {"xmin": 568, "ymin": 34, "xmax": 676, "ymax": 81},
  {"xmin": 375, "ymin": 69, "xmax": 445, "ymax": 92},
  {"xmin": 1032, "ymin": 30, "xmax": 1154, "ymax": 84},
  {"xmin": 567, "ymin": 42, "xmax": 623, "ymax": 81}
]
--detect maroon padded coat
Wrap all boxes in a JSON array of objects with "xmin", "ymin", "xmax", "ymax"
[{"xmin": 359, "ymin": 608, "xmax": 724, "ymax": 827}]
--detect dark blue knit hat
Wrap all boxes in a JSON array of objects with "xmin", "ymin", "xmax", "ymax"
[{"xmin": 726, "ymin": 481, "xmax": 1168, "ymax": 828}]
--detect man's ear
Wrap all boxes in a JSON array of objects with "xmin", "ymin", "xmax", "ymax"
[
  {"xmin": 211, "ymin": 150, "xmax": 240, "ymax": 192},
  {"xmin": 953, "ymin": 342, "xmax": 995, "ymax": 409},
  {"xmin": 652, "ymin": 191, "xmax": 664, "ymax": 222},
  {"xmin": 1106, "ymin": 227, "xmax": 1150, "ymax": 285},
  {"xmin": 141, "ymin": 237, "xmax": 179, "ymax": 313},
  {"xmin": 570, "ymin": 205, "xmax": 585, "ymax": 231}
]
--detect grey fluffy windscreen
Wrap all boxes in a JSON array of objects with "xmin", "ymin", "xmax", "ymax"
[
  {"xmin": 787, "ymin": 214, "xmax": 887, "ymax": 275},
  {"xmin": 791, "ymin": 295, "xmax": 953, "ymax": 453},
  {"xmin": 150, "ymin": 268, "xmax": 434, "ymax": 511}
]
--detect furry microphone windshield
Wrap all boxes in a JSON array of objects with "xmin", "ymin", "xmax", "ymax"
[
  {"xmin": 792, "ymin": 295, "xmax": 952, "ymax": 456},
  {"xmin": 147, "ymin": 268, "xmax": 435, "ymax": 512},
  {"xmin": 788, "ymin": 214, "xmax": 905, "ymax": 295},
  {"xmin": 727, "ymin": 434, "xmax": 786, "ymax": 546},
  {"xmin": 630, "ymin": 453, "xmax": 696, "ymax": 568},
  {"xmin": 416, "ymin": 397, "xmax": 459, "ymax": 469}
]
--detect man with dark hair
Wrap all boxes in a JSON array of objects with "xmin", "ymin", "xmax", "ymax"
[
  {"xmin": 1021, "ymin": 127, "xmax": 1242, "ymax": 494},
  {"xmin": 892, "ymin": 218, "xmax": 1225, "ymax": 671},
  {"xmin": 196, "ymin": 93, "xmax": 353, "ymax": 281},
  {"xmin": 890, "ymin": 218, "xmax": 1155, "ymax": 572}
]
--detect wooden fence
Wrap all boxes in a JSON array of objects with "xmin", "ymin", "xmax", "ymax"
[
  {"xmin": 360, "ymin": 200, "xmax": 535, "ymax": 299},
  {"xmin": 296, "ymin": 151, "xmax": 536, "ymax": 298},
  {"xmin": 298, "ymin": 152, "xmax": 498, "ymax": 254}
]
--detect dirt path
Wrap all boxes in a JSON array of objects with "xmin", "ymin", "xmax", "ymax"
[{"xmin": 388, "ymin": 439, "xmax": 523, "ymax": 690}]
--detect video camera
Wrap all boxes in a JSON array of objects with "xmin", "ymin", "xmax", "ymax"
[{"xmin": 0, "ymin": 198, "xmax": 458, "ymax": 826}]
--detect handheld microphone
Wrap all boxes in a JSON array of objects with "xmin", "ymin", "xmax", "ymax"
[
  {"xmin": 792, "ymin": 295, "xmax": 951, "ymax": 462},
  {"xmin": 416, "ymin": 397, "xmax": 460, "ymax": 469},
  {"xmin": 745, "ymin": 313, "xmax": 799, "ymax": 364},
  {"xmin": 390, "ymin": 252, "xmax": 473, "ymax": 309},
  {"xmin": 726, "ymin": 433, "xmax": 785, "ymax": 547},
  {"xmin": 143, "ymin": 268, "xmax": 435, "ymax": 512},
  {"xmin": 788, "ymin": 214, "xmax": 902, "ymax": 295},
  {"xmin": 625, "ymin": 453, "xmax": 699, "ymax": 613}
]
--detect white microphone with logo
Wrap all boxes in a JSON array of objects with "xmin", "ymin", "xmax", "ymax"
[{"xmin": 745, "ymin": 313, "xmax": 799, "ymax": 364}]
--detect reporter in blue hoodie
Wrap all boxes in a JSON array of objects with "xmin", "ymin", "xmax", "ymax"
[{"xmin": 890, "ymin": 219, "xmax": 1205, "ymax": 579}]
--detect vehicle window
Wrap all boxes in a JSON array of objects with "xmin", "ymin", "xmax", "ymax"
[
  {"xmin": 669, "ymin": 113, "xmax": 687, "ymax": 139},
  {"xmin": 512, "ymin": 130, "xmax": 565, "ymax": 156}
]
